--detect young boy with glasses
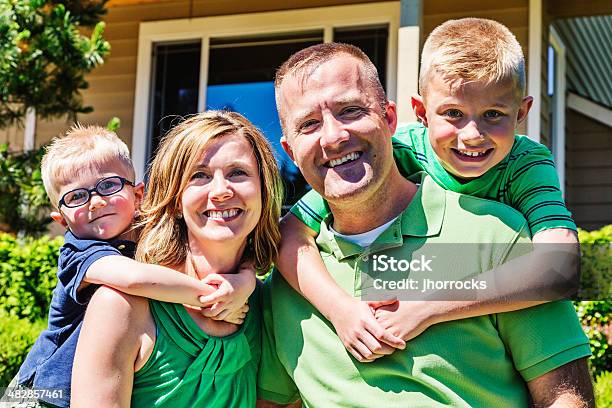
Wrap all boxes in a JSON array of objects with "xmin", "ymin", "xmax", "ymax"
[{"xmin": 10, "ymin": 125, "xmax": 255, "ymax": 408}]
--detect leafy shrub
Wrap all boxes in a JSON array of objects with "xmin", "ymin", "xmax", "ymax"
[
  {"xmin": 0, "ymin": 233, "xmax": 61, "ymax": 321},
  {"xmin": 0, "ymin": 144, "xmax": 51, "ymax": 236},
  {"xmin": 0, "ymin": 312, "xmax": 46, "ymax": 386},
  {"xmin": 595, "ymin": 371, "xmax": 612, "ymax": 408},
  {"xmin": 578, "ymin": 226, "xmax": 612, "ymax": 301},
  {"xmin": 576, "ymin": 301, "xmax": 611, "ymax": 378}
]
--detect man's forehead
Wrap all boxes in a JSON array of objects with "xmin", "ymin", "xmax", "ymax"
[{"xmin": 294, "ymin": 55, "xmax": 364, "ymax": 89}]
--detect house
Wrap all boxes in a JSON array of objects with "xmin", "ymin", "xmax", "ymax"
[{"xmin": 2, "ymin": 0, "xmax": 611, "ymax": 230}]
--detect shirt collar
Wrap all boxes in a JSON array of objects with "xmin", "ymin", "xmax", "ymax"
[{"xmin": 317, "ymin": 173, "xmax": 445, "ymax": 260}]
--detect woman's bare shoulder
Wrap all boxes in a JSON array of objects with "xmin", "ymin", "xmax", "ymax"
[{"xmin": 86, "ymin": 286, "xmax": 152, "ymax": 333}]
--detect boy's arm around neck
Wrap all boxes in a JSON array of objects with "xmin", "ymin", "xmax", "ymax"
[
  {"xmin": 277, "ymin": 213, "xmax": 405, "ymax": 362},
  {"xmin": 83, "ymin": 255, "xmax": 216, "ymax": 307}
]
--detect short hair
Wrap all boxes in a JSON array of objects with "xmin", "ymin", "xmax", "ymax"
[
  {"xmin": 41, "ymin": 124, "xmax": 135, "ymax": 209},
  {"xmin": 419, "ymin": 18, "xmax": 526, "ymax": 99},
  {"xmin": 136, "ymin": 110, "xmax": 283, "ymax": 274},
  {"xmin": 274, "ymin": 42, "xmax": 387, "ymax": 132}
]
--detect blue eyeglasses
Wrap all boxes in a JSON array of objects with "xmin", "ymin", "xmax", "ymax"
[{"xmin": 59, "ymin": 176, "xmax": 135, "ymax": 208}]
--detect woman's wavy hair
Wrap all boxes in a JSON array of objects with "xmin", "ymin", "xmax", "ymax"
[{"xmin": 136, "ymin": 110, "xmax": 283, "ymax": 274}]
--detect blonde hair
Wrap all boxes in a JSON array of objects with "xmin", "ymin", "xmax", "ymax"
[
  {"xmin": 41, "ymin": 124, "xmax": 135, "ymax": 209},
  {"xmin": 275, "ymin": 42, "xmax": 387, "ymax": 132},
  {"xmin": 419, "ymin": 18, "xmax": 525, "ymax": 99},
  {"xmin": 136, "ymin": 110, "xmax": 283, "ymax": 274}
]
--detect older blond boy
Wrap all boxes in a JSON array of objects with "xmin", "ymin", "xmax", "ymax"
[
  {"xmin": 277, "ymin": 19, "xmax": 579, "ymax": 362},
  {"xmin": 13, "ymin": 125, "xmax": 254, "ymax": 407}
]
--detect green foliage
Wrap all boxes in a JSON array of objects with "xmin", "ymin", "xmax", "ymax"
[
  {"xmin": 106, "ymin": 115, "xmax": 120, "ymax": 132},
  {"xmin": 0, "ymin": 143, "xmax": 51, "ymax": 235},
  {"xmin": 574, "ymin": 226, "xmax": 612, "ymax": 379},
  {"xmin": 0, "ymin": 232, "xmax": 61, "ymax": 321},
  {"xmin": 0, "ymin": 311, "xmax": 46, "ymax": 386},
  {"xmin": 0, "ymin": 0, "xmax": 110, "ymax": 127},
  {"xmin": 576, "ymin": 301, "xmax": 611, "ymax": 378},
  {"xmin": 595, "ymin": 371, "xmax": 612, "ymax": 408},
  {"xmin": 578, "ymin": 226, "xmax": 612, "ymax": 301}
]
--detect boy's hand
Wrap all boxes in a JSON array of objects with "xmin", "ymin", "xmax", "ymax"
[
  {"xmin": 329, "ymin": 295, "xmax": 406, "ymax": 362},
  {"xmin": 198, "ymin": 263, "xmax": 256, "ymax": 322},
  {"xmin": 373, "ymin": 301, "xmax": 436, "ymax": 341},
  {"xmin": 223, "ymin": 303, "xmax": 249, "ymax": 325}
]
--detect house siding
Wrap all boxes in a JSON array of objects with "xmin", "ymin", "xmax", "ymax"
[
  {"xmin": 0, "ymin": 0, "xmax": 386, "ymax": 150},
  {"xmin": 565, "ymin": 108, "xmax": 612, "ymax": 230}
]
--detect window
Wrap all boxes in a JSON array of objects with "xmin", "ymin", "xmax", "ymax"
[{"xmin": 134, "ymin": 3, "xmax": 399, "ymax": 207}]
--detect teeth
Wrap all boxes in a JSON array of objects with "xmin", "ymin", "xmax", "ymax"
[
  {"xmin": 458, "ymin": 149, "xmax": 486, "ymax": 157},
  {"xmin": 328, "ymin": 152, "xmax": 360, "ymax": 168},
  {"xmin": 206, "ymin": 209, "xmax": 239, "ymax": 219}
]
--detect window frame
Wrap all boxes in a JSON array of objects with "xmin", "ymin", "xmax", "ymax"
[{"xmin": 132, "ymin": 2, "xmax": 400, "ymax": 180}]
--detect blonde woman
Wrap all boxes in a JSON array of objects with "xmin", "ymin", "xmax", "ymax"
[{"xmin": 72, "ymin": 111, "xmax": 283, "ymax": 407}]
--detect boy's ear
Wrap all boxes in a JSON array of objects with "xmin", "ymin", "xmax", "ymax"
[
  {"xmin": 133, "ymin": 182, "xmax": 145, "ymax": 207},
  {"xmin": 517, "ymin": 96, "xmax": 534, "ymax": 124},
  {"xmin": 411, "ymin": 95, "xmax": 428, "ymax": 126},
  {"xmin": 50, "ymin": 211, "xmax": 68, "ymax": 228}
]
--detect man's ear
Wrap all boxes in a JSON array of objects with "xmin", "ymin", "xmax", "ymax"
[
  {"xmin": 517, "ymin": 96, "xmax": 534, "ymax": 124},
  {"xmin": 384, "ymin": 101, "xmax": 398, "ymax": 135},
  {"xmin": 280, "ymin": 136, "xmax": 295, "ymax": 163},
  {"xmin": 411, "ymin": 94, "xmax": 428, "ymax": 126},
  {"xmin": 50, "ymin": 211, "xmax": 68, "ymax": 228}
]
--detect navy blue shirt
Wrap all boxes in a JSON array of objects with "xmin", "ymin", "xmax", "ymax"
[{"xmin": 18, "ymin": 231, "xmax": 136, "ymax": 407}]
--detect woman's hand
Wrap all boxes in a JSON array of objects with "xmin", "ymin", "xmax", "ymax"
[{"xmin": 198, "ymin": 262, "xmax": 256, "ymax": 323}]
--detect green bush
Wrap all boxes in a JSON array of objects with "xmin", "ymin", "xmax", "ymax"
[
  {"xmin": 578, "ymin": 226, "xmax": 612, "ymax": 301},
  {"xmin": 0, "ymin": 232, "xmax": 62, "ymax": 321},
  {"xmin": 0, "ymin": 144, "xmax": 51, "ymax": 236},
  {"xmin": 595, "ymin": 371, "xmax": 612, "ymax": 408},
  {"xmin": 0, "ymin": 312, "xmax": 46, "ymax": 386}
]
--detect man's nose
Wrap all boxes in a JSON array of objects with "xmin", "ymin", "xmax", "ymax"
[
  {"xmin": 210, "ymin": 174, "xmax": 233, "ymax": 201},
  {"xmin": 458, "ymin": 121, "xmax": 485, "ymax": 146},
  {"xmin": 88, "ymin": 193, "xmax": 107, "ymax": 211},
  {"xmin": 320, "ymin": 115, "xmax": 350, "ymax": 149}
]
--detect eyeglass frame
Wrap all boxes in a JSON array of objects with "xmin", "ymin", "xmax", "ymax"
[{"xmin": 58, "ymin": 176, "xmax": 135, "ymax": 209}]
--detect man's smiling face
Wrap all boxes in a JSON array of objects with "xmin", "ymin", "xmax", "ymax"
[{"xmin": 278, "ymin": 54, "xmax": 397, "ymax": 205}]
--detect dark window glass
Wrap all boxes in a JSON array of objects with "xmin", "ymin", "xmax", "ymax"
[
  {"xmin": 149, "ymin": 41, "xmax": 201, "ymax": 162},
  {"xmin": 334, "ymin": 25, "xmax": 388, "ymax": 90},
  {"xmin": 207, "ymin": 32, "xmax": 322, "ymax": 210}
]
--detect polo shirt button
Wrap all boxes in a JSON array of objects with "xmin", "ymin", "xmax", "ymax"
[
  {"xmin": 362, "ymin": 255, "xmax": 369, "ymax": 261},
  {"xmin": 118, "ymin": 244, "xmax": 126, "ymax": 250}
]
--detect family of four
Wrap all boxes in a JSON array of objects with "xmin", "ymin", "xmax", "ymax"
[{"xmin": 10, "ymin": 18, "xmax": 593, "ymax": 407}]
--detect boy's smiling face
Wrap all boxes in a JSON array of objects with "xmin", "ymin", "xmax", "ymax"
[
  {"xmin": 51, "ymin": 163, "xmax": 143, "ymax": 240},
  {"xmin": 412, "ymin": 74, "xmax": 532, "ymax": 180}
]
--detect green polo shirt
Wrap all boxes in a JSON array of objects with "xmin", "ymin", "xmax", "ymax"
[{"xmin": 259, "ymin": 174, "xmax": 590, "ymax": 407}]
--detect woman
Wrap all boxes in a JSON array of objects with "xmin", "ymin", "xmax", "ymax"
[{"xmin": 72, "ymin": 111, "xmax": 283, "ymax": 407}]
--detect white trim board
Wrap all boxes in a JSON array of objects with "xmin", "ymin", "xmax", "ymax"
[
  {"xmin": 527, "ymin": 0, "xmax": 542, "ymax": 142},
  {"xmin": 568, "ymin": 92, "xmax": 612, "ymax": 128},
  {"xmin": 131, "ymin": 2, "xmax": 400, "ymax": 181},
  {"xmin": 549, "ymin": 26, "xmax": 566, "ymax": 197}
]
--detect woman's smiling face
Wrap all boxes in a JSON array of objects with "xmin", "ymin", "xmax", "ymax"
[{"xmin": 180, "ymin": 132, "xmax": 262, "ymax": 248}]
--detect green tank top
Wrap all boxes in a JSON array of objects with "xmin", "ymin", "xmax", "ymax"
[{"xmin": 131, "ymin": 288, "xmax": 261, "ymax": 407}]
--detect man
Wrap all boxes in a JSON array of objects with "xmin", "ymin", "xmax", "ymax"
[{"xmin": 257, "ymin": 43, "xmax": 593, "ymax": 407}]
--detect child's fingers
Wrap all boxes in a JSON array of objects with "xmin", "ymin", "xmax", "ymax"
[
  {"xmin": 199, "ymin": 289, "xmax": 229, "ymax": 305},
  {"xmin": 366, "ymin": 316, "xmax": 405, "ymax": 349},
  {"xmin": 367, "ymin": 298, "xmax": 398, "ymax": 310},
  {"xmin": 201, "ymin": 303, "xmax": 226, "ymax": 318}
]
